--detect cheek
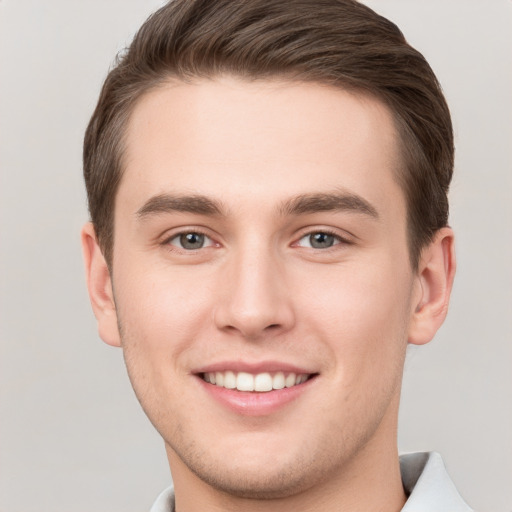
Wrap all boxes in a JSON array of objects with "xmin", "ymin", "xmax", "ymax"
[
  {"xmin": 113, "ymin": 265, "xmax": 215, "ymax": 377},
  {"xmin": 299, "ymin": 262, "xmax": 411, "ymax": 428},
  {"xmin": 113, "ymin": 267, "xmax": 213, "ymax": 429},
  {"xmin": 295, "ymin": 258, "xmax": 413, "ymax": 372},
  {"xmin": 306, "ymin": 260, "xmax": 410, "ymax": 320}
]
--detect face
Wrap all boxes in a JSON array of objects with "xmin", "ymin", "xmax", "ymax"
[{"xmin": 106, "ymin": 78, "xmax": 421, "ymax": 497}]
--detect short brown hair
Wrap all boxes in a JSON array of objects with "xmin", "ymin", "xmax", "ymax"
[{"xmin": 84, "ymin": 0, "xmax": 453, "ymax": 268}]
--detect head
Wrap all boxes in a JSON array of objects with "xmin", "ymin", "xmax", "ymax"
[
  {"xmin": 84, "ymin": 0, "xmax": 453, "ymax": 271},
  {"xmin": 82, "ymin": 0, "xmax": 456, "ymax": 506}
]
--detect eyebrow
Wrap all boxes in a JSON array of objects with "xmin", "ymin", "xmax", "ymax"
[
  {"xmin": 279, "ymin": 191, "xmax": 379, "ymax": 219},
  {"xmin": 136, "ymin": 193, "xmax": 224, "ymax": 218},
  {"xmin": 135, "ymin": 190, "xmax": 379, "ymax": 220}
]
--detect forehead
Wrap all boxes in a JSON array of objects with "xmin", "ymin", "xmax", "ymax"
[{"xmin": 119, "ymin": 76, "xmax": 403, "ymax": 218}]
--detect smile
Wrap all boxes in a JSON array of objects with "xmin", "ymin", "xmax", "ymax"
[{"xmin": 201, "ymin": 371, "xmax": 312, "ymax": 392}]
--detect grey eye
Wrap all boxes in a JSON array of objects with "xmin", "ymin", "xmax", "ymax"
[
  {"xmin": 169, "ymin": 232, "xmax": 213, "ymax": 250},
  {"xmin": 180, "ymin": 233, "xmax": 204, "ymax": 249},
  {"xmin": 297, "ymin": 232, "xmax": 339, "ymax": 249},
  {"xmin": 309, "ymin": 232, "xmax": 335, "ymax": 248}
]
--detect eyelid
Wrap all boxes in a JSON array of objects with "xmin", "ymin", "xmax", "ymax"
[
  {"xmin": 160, "ymin": 227, "xmax": 220, "ymax": 251},
  {"xmin": 157, "ymin": 225, "xmax": 354, "ymax": 251},
  {"xmin": 292, "ymin": 227, "xmax": 354, "ymax": 248},
  {"xmin": 169, "ymin": 232, "xmax": 215, "ymax": 249}
]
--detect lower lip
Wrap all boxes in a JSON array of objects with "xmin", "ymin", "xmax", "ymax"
[{"xmin": 197, "ymin": 376, "xmax": 316, "ymax": 416}]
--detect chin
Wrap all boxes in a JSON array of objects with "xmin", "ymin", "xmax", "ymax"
[
  {"xmin": 186, "ymin": 456, "xmax": 321, "ymax": 500},
  {"xmin": 167, "ymin": 426, "xmax": 350, "ymax": 501}
]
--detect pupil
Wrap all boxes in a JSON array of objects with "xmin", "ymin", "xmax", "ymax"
[
  {"xmin": 180, "ymin": 233, "xmax": 204, "ymax": 249},
  {"xmin": 310, "ymin": 232, "xmax": 334, "ymax": 248}
]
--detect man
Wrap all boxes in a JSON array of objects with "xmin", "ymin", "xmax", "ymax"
[{"xmin": 81, "ymin": 0, "xmax": 472, "ymax": 510}]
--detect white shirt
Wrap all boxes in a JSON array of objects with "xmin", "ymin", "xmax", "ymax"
[{"xmin": 150, "ymin": 452, "xmax": 473, "ymax": 512}]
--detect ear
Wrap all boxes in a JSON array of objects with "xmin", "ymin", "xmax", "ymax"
[
  {"xmin": 408, "ymin": 227, "xmax": 456, "ymax": 346},
  {"xmin": 81, "ymin": 222, "xmax": 121, "ymax": 347}
]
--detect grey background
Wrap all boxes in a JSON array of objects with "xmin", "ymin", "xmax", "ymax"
[{"xmin": 0, "ymin": 1, "xmax": 510, "ymax": 511}]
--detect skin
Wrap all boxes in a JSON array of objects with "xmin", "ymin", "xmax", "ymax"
[{"xmin": 82, "ymin": 77, "xmax": 455, "ymax": 512}]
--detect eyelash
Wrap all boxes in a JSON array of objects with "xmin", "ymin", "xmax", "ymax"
[
  {"xmin": 162, "ymin": 229, "xmax": 217, "ymax": 252},
  {"xmin": 161, "ymin": 227, "xmax": 352, "ymax": 254},
  {"xmin": 294, "ymin": 229, "xmax": 352, "ymax": 249}
]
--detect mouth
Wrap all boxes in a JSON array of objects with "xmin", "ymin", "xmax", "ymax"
[
  {"xmin": 200, "ymin": 371, "xmax": 314, "ymax": 392},
  {"xmin": 195, "ymin": 364, "xmax": 318, "ymax": 415}
]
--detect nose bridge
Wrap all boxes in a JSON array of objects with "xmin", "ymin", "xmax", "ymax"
[{"xmin": 214, "ymin": 235, "xmax": 294, "ymax": 338}]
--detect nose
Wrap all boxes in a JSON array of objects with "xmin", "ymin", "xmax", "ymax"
[{"xmin": 213, "ymin": 243, "xmax": 296, "ymax": 340}]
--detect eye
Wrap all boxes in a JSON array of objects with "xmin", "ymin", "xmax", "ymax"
[
  {"xmin": 297, "ymin": 231, "xmax": 342, "ymax": 249},
  {"xmin": 168, "ymin": 232, "xmax": 215, "ymax": 250}
]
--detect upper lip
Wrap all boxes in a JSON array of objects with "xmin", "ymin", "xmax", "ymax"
[{"xmin": 193, "ymin": 360, "xmax": 316, "ymax": 375}]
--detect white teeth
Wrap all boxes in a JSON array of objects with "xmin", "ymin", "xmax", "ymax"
[
  {"xmin": 273, "ymin": 371, "xmax": 285, "ymax": 390},
  {"xmin": 203, "ymin": 371, "xmax": 311, "ymax": 392},
  {"xmin": 236, "ymin": 372, "xmax": 254, "ymax": 391},
  {"xmin": 254, "ymin": 373, "xmax": 273, "ymax": 392},
  {"xmin": 285, "ymin": 373, "xmax": 296, "ymax": 388},
  {"xmin": 224, "ymin": 370, "xmax": 236, "ymax": 389}
]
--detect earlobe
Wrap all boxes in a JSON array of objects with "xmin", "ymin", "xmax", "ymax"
[
  {"xmin": 408, "ymin": 227, "xmax": 456, "ymax": 346},
  {"xmin": 81, "ymin": 222, "xmax": 121, "ymax": 347}
]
